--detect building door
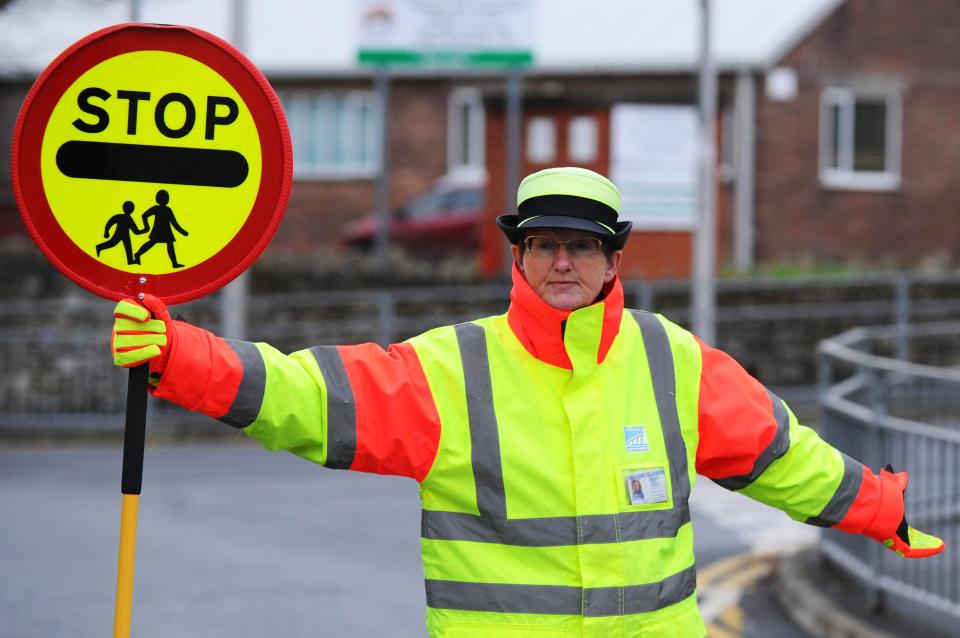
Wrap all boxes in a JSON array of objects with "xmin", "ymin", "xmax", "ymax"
[
  {"xmin": 481, "ymin": 107, "xmax": 609, "ymax": 276},
  {"xmin": 482, "ymin": 104, "xmax": 704, "ymax": 279}
]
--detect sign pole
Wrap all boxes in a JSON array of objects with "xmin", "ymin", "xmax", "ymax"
[
  {"xmin": 374, "ymin": 67, "xmax": 392, "ymax": 269},
  {"xmin": 691, "ymin": 0, "xmax": 718, "ymax": 344},
  {"xmin": 113, "ymin": 362, "xmax": 149, "ymax": 638},
  {"xmin": 502, "ymin": 69, "xmax": 523, "ymax": 276},
  {"xmin": 219, "ymin": 0, "xmax": 251, "ymax": 341}
]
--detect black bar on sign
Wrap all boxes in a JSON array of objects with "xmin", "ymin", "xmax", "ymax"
[{"xmin": 56, "ymin": 140, "xmax": 249, "ymax": 188}]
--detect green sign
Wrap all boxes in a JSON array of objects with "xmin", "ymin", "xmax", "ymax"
[
  {"xmin": 358, "ymin": 49, "xmax": 532, "ymax": 68},
  {"xmin": 357, "ymin": 0, "xmax": 534, "ymax": 69}
]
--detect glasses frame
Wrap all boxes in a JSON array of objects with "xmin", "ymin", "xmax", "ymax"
[{"xmin": 521, "ymin": 235, "xmax": 605, "ymax": 259}]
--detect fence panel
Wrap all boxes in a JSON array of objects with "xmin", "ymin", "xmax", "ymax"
[{"xmin": 818, "ymin": 321, "xmax": 960, "ymax": 618}]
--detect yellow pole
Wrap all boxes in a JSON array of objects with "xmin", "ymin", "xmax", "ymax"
[
  {"xmin": 113, "ymin": 493, "xmax": 140, "ymax": 638},
  {"xmin": 113, "ymin": 363, "xmax": 148, "ymax": 637}
]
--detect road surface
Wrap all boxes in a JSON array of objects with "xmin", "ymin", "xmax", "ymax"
[{"xmin": 1, "ymin": 443, "xmax": 814, "ymax": 637}]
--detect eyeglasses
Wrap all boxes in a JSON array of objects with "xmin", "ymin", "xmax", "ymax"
[{"xmin": 522, "ymin": 235, "xmax": 604, "ymax": 259}]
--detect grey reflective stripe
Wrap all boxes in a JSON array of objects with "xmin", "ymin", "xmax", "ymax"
[
  {"xmin": 629, "ymin": 311, "xmax": 692, "ymax": 506},
  {"xmin": 805, "ymin": 453, "xmax": 865, "ymax": 527},
  {"xmin": 426, "ymin": 579, "xmax": 583, "ymax": 615},
  {"xmin": 604, "ymin": 508, "xmax": 691, "ymax": 544},
  {"xmin": 425, "ymin": 565, "xmax": 696, "ymax": 617},
  {"xmin": 421, "ymin": 507, "xmax": 690, "ymax": 546},
  {"xmin": 309, "ymin": 346, "xmax": 356, "ymax": 470},
  {"xmin": 455, "ymin": 322, "xmax": 507, "ymax": 522},
  {"xmin": 218, "ymin": 340, "xmax": 266, "ymax": 429},
  {"xmin": 585, "ymin": 565, "xmax": 697, "ymax": 616},
  {"xmin": 714, "ymin": 389, "xmax": 792, "ymax": 491}
]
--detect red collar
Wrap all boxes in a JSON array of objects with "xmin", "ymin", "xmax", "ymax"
[{"xmin": 506, "ymin": 264, "xmax": 624, "ymax": 370}]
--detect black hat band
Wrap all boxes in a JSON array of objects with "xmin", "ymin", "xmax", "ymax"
[{"xmin": 517, "ymin": 194, "xmax": 619, "ymax": 229}]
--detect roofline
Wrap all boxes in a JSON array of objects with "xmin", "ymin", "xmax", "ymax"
[
  {"xmin": 0, "ymin": 62, "xmax": 763, "ymax": 85},
  {"xmin": 256, "ymin": 60, "xmax": 765, "ymax": 82},
  {"xmin": 763, "ymin": 0, "xmax": 846, "ymax": 68}
]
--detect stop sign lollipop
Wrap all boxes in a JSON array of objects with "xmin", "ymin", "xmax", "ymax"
[{"xmin": 11, "ymin": 23, "xmax": 292, "ymax": 637}]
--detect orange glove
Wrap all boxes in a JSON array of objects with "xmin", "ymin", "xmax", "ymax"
[
  {"xmin": 878, "ymin": 466, "xmax": 945, "ymax": 559},
  {"xmin": 111, "ymin": 294, "xmax": 174, "ymax": 385}
]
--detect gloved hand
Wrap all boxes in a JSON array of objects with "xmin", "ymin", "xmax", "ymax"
[
  {"xmin": 878, "ymin": 466, "xmax": 945, "ymax": 559},
  {"xmin": 112, "ymin": 294, "xmax": 173, "ymax": 384}
]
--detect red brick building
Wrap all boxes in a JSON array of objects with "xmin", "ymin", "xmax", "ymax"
[
  {"xmin": 754, "ymin": 0, "xmax": 960, "ymax": 268},
  {"xmin": 2, "ymin": 0, "xmax": 957, "ymax": 278}
]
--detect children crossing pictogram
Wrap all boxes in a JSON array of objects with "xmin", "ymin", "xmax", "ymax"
[
  {"xmin": 96, "ymin": 200, "xmax": 145, "ymax": 265},
  {"xmin": 131, "ymin": 190, "xmax": 189, "ymax": 268},
  {"xmin": 96, "ymin": 190, "xmax": 191, "ymax": 268}
]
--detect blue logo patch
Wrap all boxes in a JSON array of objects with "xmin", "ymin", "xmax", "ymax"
[{"xmin": 624, "ymin": 426, "xmax": 649, "ymax": 453}]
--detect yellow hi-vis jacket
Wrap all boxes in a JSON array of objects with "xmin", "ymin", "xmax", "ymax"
[{"xmin": 152, "ymin": 267, "xmax": 909, "ymax": 637}]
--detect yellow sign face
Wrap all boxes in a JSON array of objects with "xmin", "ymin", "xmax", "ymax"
[{"xmin": 40, "ymin": 50, "xmax": 262, "ymax": 274}]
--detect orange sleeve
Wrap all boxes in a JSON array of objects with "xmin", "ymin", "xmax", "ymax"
[
  {"xmin": 693, "ymin": 338, "xmax": 905, "ymax": 539},
  {"xmin": 337, "ymin": 342, "xmax": 442, "ymax": 482},
  {"xmin": 694, "ymin": 337, "xmax": 783, "ymax": 481},
  {"xmin": 150, "ymin": 320, "xmax": 245, "ymax": 419},
  {"xmin": 834, "ymin": 467, "xmax": 905, "ymax": 540}
]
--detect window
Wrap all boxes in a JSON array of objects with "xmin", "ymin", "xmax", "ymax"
[
  {"xmin": 609, "ymin": 104, "xmax": 698, "ymax": 230},
  {"xmin": 526, "ymin": 117, "xmax": 557, "ymax": 164},
  {"xmin": 279, "ymin": 91, "xmax": 381, "ymax": 179},
  {"xmin": 447, "ymin": 88, "xmax": 485, "ymax": 179},
  {"xmin": 568, "ymin": 116, "xmax": 598, "ymax": 163},
  {"xmin": 819, "ymin": 87, "xmax": 901, "ymax": 190}
]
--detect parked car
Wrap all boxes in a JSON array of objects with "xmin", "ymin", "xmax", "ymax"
[{"xmin": 341, "ymin": 178, "xmax": 486, "ymax": 258}]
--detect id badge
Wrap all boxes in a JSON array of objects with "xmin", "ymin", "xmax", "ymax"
[{"xmin": 624, "ymin": 467, "xmax": 669, "ymax": 506}]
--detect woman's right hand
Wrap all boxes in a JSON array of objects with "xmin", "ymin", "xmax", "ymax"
[{"xmin": 111, "ymin": 295, "xmax": 173, "ymax": 375}]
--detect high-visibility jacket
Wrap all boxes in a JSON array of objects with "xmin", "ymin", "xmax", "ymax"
[{"xmin": 152, "ymin": 266, "xmax": 908, "ymax": 637}]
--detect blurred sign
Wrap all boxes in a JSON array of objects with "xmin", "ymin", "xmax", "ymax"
[
  {"xmin": 357, "ymin": 0, "xmax": 534, "ymax": 68},
  {"xmin": 11, "ymin": 23, "xmax": 292, "ymax": 304},
  {"xmin": 610, "ymin": 104, "xmax": 698, "ymax": 230}
]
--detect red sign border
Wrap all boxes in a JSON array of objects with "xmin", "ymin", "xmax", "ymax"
[{"xmin": 11, "ymin": 23, "xmax": 293, "ymax": 304}]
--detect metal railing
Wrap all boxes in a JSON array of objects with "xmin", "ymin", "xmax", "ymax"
[{"xmin": 818, "ymin": 321, "xmax": 960, "ymax": 618}]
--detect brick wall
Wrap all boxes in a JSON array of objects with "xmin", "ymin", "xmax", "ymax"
[{"xmin": 755, "ymin": 0, "xmax": 960, "ymax": 267}]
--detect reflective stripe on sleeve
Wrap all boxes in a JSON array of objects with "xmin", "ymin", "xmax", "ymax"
[
  {"xmin": 309, "ymin": 346, "xmax": 357, "ymax": 470},
  {"xmin": 805, "ymin": 452, "xmax": 864, "ymax": 527},
  {"xmin": 218, "ymin": 340, "xmax": 266, "ymax": 429},
  {"xmin": 424, "ymin": 565, "xmax": 696, "ymax": 617},
  {"xmin": 713, "ymin": 390, "xmax": 792, "ymax": 491}
]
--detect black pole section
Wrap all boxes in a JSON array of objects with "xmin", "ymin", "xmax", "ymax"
[{"xmin": 120, "ymin": 363, "xmax": 149, "ymax": 495}]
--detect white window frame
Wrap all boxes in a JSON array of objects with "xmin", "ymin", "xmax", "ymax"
[
  {"xmin": 446, "ymin": 88, "xmax": 486, "ymax": 181},
  {"xmin": 279, "ymin": 90, "xmax": 381, "ymax": 180},
  {"xmin": 819, "ymin": 86, "xmax": 902, "ymax": 191}
]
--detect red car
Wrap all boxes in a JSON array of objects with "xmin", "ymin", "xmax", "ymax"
[{"xmin": 341, "ymin": 179, "xmax": 486, "ymax": 258}]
